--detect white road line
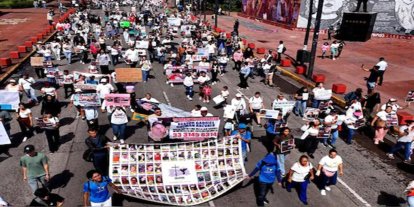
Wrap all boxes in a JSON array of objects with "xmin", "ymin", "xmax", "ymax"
[
  {"xmin": 337, "ymin": 178, "xmax": 371, "ymax": 207},
  {"xmin": 163, "ymin": 91, "xmax": 171, "ymax": 106},
  {"xmin": 208, "ymin": 201, "xmax": 216, "ymax": 207}
]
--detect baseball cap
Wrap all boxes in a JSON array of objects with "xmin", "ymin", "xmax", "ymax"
[
  {"xmin": 24, "ymin": 145, "xmax": 35, "ymax": 153},
  {"xmin": 9, "ymin": 79, "xmax": 16, "ymax": 83},
  {"xmin": 236, "ymin": 93, "xmax": 242, "ymax": 98},
  {"xmin": 238, "ymin": 123, "xmax": 247, "ymax": 129},
  {"xmin": 200, "ymin": 107, "xmax": 208, "ymax": 111},
  {"xmin": 75, "ymin": 88, "xmax": 82, "ymax": 92},
  {"xmin": 101, "ymin": 79, "xmax": 108, "ymax": 83},
  {"xmin": 389, "ymin": 98, "xmax": 397, "ymax": 102}
]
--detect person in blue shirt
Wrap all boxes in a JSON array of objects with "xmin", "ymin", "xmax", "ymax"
[
  {"xmin": 247, "ymin": 152, "xmax": 282, "ymax": 206},
  {"xmin": 231, "ymin": 123, "xmax": 251, "ymax": 161},
  {"xmin": 239, "ymin": 62, "xmax": 251, "ymax": 89},
  {"xmin": 83, "ymin": 169, "xmax": 121, "ymax": 207}
]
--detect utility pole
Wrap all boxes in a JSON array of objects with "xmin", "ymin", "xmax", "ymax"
[
  {"xmin": 214, "ymin": 0, "xmax": 218, "ymax": 28},
  {"xmin": 306, "ymin": 0, "xmax": 324, "ymax": 78},
  {"xmin": 203, "ymin": 0, "xmax": 206, "ymax": 21},
  {"xmin": 303, "ymin": 0, "xmax": 313, "ymax": 50}
]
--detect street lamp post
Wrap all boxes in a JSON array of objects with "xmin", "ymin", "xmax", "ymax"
[
  {"xmin": 214, "ymin": 0, "xmax": 218, "ymax": 28},
  {"xmin": 303, "ymin": 0, "xmax": 313, "ymax": 50},
  {"xmin": 306, "ymin": 0, "xmax": 324, "ymax": 78}
]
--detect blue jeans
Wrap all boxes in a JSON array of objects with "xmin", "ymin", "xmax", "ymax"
[
  {"xmin": 330, "ymin": 129, "xmax": 339, "ymax": 145},
  {"xmin": 63, "ymin": 51, "xmax": 72, "ymax": 64},
  {"xmin": 389, "ymin": 142, "xmax": 412, "ymax": 161},
  {"xmin": 25, "ymin": 88, "xmax": 38, "ymax": 102},
  {"xmin": 312, "ymin": 99, "xmax": 321, "ymax": 108},
  {"xmin": 158, "ymin": 55, "xmax": 165, "ymax": 64},
  {"xmin": 347, "ymin": 127, "xmax": 356, "ymax": 143},
  {"xmin": 185, "ymin": 86, "xmax": 194, "ymax": 97},
  {"xmin": 318, "ymin": 170, "xmax": 338, "ymax": 190},
  {"xmin": 276, "ymin": 153, "xmax": 286, "ymax": 175},
  {"xmin": 287, "ymin": 180, "xmax": 309, "ymax": 204},
  {"xmin": 44, "ymin": 56, "xmax": 52, "ymax": 62},
  {"xmin": 112, "ymin": 123, "xmax": 126, "ymax": 140},
  {"xmin": 28, "ymin": 175, "xmax": 47, "ymax": 193},
  {"xmin": 294, "ymin": 100, "xmax": 307, "ymax": 117},
  {"xmin": 142, "ymin": 70, "xmax": 149, "ymax": 82},
  {"xmin": 257, "ymin": 182, "xmax": 273, "ymax": 206}
]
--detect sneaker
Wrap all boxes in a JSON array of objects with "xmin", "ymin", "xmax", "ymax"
[
  {"xmin": 206, "ymin": 100, "xmax": 210, "ymax": 103},
  {"xmin": 328, "ymin": 144, "xmax": 335, "ymax": 149},
  {"xmin": 188, "ymin": 97, "xmax": 193, "ymax": 101},
  {"xmin": 264, "ymin": 199, "xmax": 269, "ymax": 205},
  {"xmin": 325, "ymin": 186, "xmax": 331, "ymax": 191},
  {"xmin": 199, "ymin": 97, "xmax": 202, "ymax": 100},
  {"xmin": 404, "ymin": 160, "xmax": 411, "ymax": 164},
  {"xmin": 113, "ymin": 136, "xmax": 118, "ymax": 141},
  {"xmin": 386, "ymin": 153, "xmax": 395, "ymax": 159},
  {"xmin": 321, "ymin": 190, "xmax": 326, "ymax": 196},
  {"xmin": 22, "ymin": 137, "xmax": 28, "ymax": 142},
  {"xmin": 323, "ymin": 143, "xmax": 328, "ymax": 147},
  {"xmin": 186, "ymin": 95, "xmax": 190, "ymax": 99},
  {"xmin": 374, "ymin": 141, "xmax": 379, "ymax": 145},
  {"xmin": 120, "ymin": 139, "xmax": 125, "ymax": 144},
  {"xmin": 170, "ymin": 83, "xmax": 174, "ymax": 87}
]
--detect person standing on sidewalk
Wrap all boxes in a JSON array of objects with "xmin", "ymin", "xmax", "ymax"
[
  {"xmin": 276, "ymin": 40, "xmax": 285, "ymax": 63},
  {"xmin": 361, "ymin": 65, "xmax": 380, "ymax": 94},
  {"xmin": 386, "ymin": 120, "xmax": 414, "ymax": 163},
  {"xmin": 249, "ymin": 92, "xmax": 264, "ymax": 127},
  {"xmin": 20, "ymin": 145, "xmax": 50, "ymax": 193},
  {"xmin": 376, "ymin": 57, "xmax": 388, "ymax": 86},
  {"xmin": 232, "ymin": 48, "xmax": 243, "ymax": 71},
  {"xmin": 233, "ymin": 19, "xmax": 239, "ymax": 35},
  {"xmin": 83, "ymin": 169, "xmax": 121, "ymax": 207},
  {"xmin": 246, "ymin": 152, "xmax": 282, "ymax": 206},
  {"xmin": 316, "ymin": 149, "xmax": 344, "ymax": 196}
]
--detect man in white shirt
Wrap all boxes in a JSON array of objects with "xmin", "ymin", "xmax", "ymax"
[
  {"xmin": 183, "ymin": 73, "xmax": 194, "ymax": 100},
  {"xmin": 231, "ymin": 93, "xmax": 247, "ymax": 119},
  {"xmin": 387, "ymin": 120, "xmax": 414, "ymax": 162},
  {"xmin": 206, "ymin": 42, "xmax": 216, "ymax": 60},
  {"xmin": 375, "ymin": 57, "xmax": 388, "ymax": 86},
  {"xmin": 249, "ymin": 92, "xmax": 264, "ymax": 127},
  {"xmin": 19, "ymin": 74, "xmax": 38, "ymax": 103},
  {"xmin": 276, "ymin": 40, "xmax": 284, "ymax": 63},
  {"xmin": 96, "ymin": 79, "xmax": 114, "ymax": 102},
  {"xmin": 124, "ymin": 47, "xmax": 139, "ymax": 68}
]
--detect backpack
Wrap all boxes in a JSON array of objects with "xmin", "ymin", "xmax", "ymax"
[{"xmin": 282, "ymin": 47, "xmax": 287, "ymax": 53}]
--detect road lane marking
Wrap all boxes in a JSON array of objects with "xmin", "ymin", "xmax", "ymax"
[
  {"xmin": 337, "ymin": 178, "xmax": 371, "ymax": 207},
  {"xmin": 208, "ymin": 201, "xmax": 216, "ymax": 207},
  {"xmin": 163, "ymin": 91, "xmax": 171, "ymax": 106}
]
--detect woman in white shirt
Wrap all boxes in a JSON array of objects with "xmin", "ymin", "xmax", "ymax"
[
  {"xmin": 111, "ymin": 107, "xmax": 128, "ymax": 144},
  {"xmin": 42, "ymin": 112, "xmax": 60, "ymax": 153},
  {"xmin": 249, "ymin": 92, "xmax": 264, "ymax": 127},
  {"xmin": 62, "ymin": 41, "xmax": 72, "ymax": 64},
  {"xmin": 371, "ymin": 105, "xmax": 393, "ymax": 144},
  {"xmin": 140, "ymin": 56, "xmax": 152, "ymax": 82},
  {"xmin": 344, "ymin": 110, "xmax": 364, "ymax": 144},
  {"xmin": 316, "ymin": 149, "xmax": 343, "ymax": 196},
  {"xmin": 287, "ymin": 155, "xmax": 314, "ymax": 205},
  {"xmin": 17, "ymin": 103, "xmax": 34, "ymax": 142},
  {"xmin": 300, "ymin": 119, "xmax": 321, "ymax": 159}
]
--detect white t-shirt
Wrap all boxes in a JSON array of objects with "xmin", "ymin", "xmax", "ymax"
[
  {"xmin": 277, "ymin": 44, "xmax": 284, "ymax": 53},
  {"xmin": 19, "ymin": 77, "xmax": 35, "ymax": 90},
  {"xmin": 291, "ymin": 162, "xmax": 313, "ymax": 182},
  {"xmin": 111, "ymin": 109, "xmax": 129, "ymax": 125},
  {"xmin": 376, "ymin": 111, "xmax": 389, "ymax": 121},
  {"xmin": 197, "ymin": 75, "xmax": 210, "ymax": 84},
  {"xmin": 41, "ymin": 87, "xmax": 56, "ymax": 96},
  {"xmin": 380, "ymin": 103, "xmax": 400, "ymax": 112},
  {"xmin": 376, "ymin": 60, "xmax": 388, "ymax": 71},
  {"xmin": 141, "ymin": 97, "xmax": 159, "ymax": 103},
  {"xmin": 221, "ymin": 90, "xmax": 229, "ymax": 99},
  {"xmin": 249, "ymin": 96, "xmax": 263, "ymax": 110},
  {"xmin": 319, "ymin": 155, "xmax": 343, "ymax": 172},
  {"xmin": 398, "ymin": 125, "xmax": 414, "ymax": 142},
  {"xmin": 96, "ymin": 84, "xmax": 114, "ymax": 99},
  {"xmin": 19, "ymin": 109, "xmax": 32, "ymax": 118},
  {"xmin": 206, "ymin": 44, "xmax": 216, "ymax": 54}
]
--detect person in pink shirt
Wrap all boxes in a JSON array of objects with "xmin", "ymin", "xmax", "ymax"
[
  {"xmin": 321, "ymin": 42, "xmax": 330, "ymax": 59},
  {"xmin": 233, "ymin": 49, "xmax": 244, "ymax": 71}
]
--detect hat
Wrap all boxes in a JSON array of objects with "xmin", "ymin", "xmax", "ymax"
[
  {"xmin": 389, "ymin": 98, "xmax": 397, "ymax": 102},
  {"xmin": 236, "ymin": 93, "xmax": 242, "ymax": 98},
  {"xmin": 9, "ymin": 79, "xmax": 16, "ymax": 83},
  {"xmin": 238, "ymin": 123, "xmax": 247, "ymax": 129},
  {"xmin": 101, "ymin": 79, "xmax": 108, "ymax": 83},
  {"xmin": 24, "ymin": 145, "xmax": 35, "ymax": 153},
  {"xmin": 75, "ymin": 88, "xmax": 82, "ymax": 92},
  {"xmin": 200, "ymin": 107, "xmax": 208, "ymax": 111}
]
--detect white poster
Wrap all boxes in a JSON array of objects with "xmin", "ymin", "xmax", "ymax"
[
  {"xmin": 223, "ymin": 105, "xmax": 236, "ymax": 119},
  {"xmin": 0, "ymin": 123, "xmax": 11, "ymax": 145},
  {"xmin": 272, "ymin": 101, "xmax": 296, "ymax": 116},
  {"xmin": 169, "ymin": 117, "xmax": 220, "ymax": 140},
  {"xmin": 167, "ymin": 18, "xmax": 181, "ymax": 26},
  {"xmin": 314, "ymin": 89, "xmax": 332, "ymax": 101},
  {"xmin": 162, "ymin": 160, "xmax": 198, "ymax": 185},
  {"xmin": 109, "ymin": 136, "xmax": 246, "ymax": 206},
  {"xmin": 259, "ymin": 109, "xmax": 280, "ymax": 119},
  {"xmin": 0, "ymin": 90, "xmax": 19, "ymax": 110},
  {"xmin": 135, "ymin": 41, "xmax": 149, "ymax": 49}
]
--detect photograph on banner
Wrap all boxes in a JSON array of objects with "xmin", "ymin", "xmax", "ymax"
[
  {"xmin": 0, "ymin": 90, "xmax": 19, "ymax": 110},
  {"xmin": 317, "ymin": 126, "xmax": 331, "ymax": 139},
  {"xmin": 386, "ymin": 112, "xmax": 399, "ymax": 126},
  {"xmin": 191, "ymin": 48, "xmax": 209, "ymax": 62},
  {"xmin": 272, "ymin": 101, "xmax": 295, "ymax": 116},
  {"xmin": 0, "ymin": 123, "xmax": 11, "ymax": 145},
  {"xmin": 72, "ymin": 93, "xmax": 101, "ymax": 107},
  {"xmin": 406, "ymin": 90, "xmax": 414, "ymax": 102},
  {"xmin": 280, "ymin": 139, "xmax": 295, "ymax": 153},
  {"xmin": 135, "ymin": 41, "xmax": 149, "ymax": 49},
  {"xmin": 169, "ymin": 117, "xmax": 220, "ymax": 140},
  {"xmin": 109, "ymin": 136, "xmax": 246, "ymax": 206},
  {"xmin": 73, "ymin": 71, "xmax": 112, "ymax": 83},
  {"xmin": 30, "ymin": 57, "xmax": 44, "ymax": 67},
  {"xmin": 115, "ymin": 68, "xmax": 143, "ymax": 83},
  {"xmin": 259, "ymin": 109, "xmax": 279, "ymax": 119},
  {"xmin": 104, "ymin": 94, "xmax": 131, "ymax": 107},
  {"xmin": 303, "ymin": 108, "xmax": 320, "ymax": 121},
  {"xmin": 180, "ymin": 25, "xmax": 195, "ymax": 31},
  {"xmin": 314, "ymin": 89, "xmax": 332, "ymax": 101}
]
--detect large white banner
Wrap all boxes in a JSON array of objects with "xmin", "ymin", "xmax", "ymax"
[
  {"xmin": 272, "ymin": 101, "xmax": 296, "ymax": 116},
  {"xmin": 135, "ymin": 41, "xmax": 149, "ymax": 49},
  {"xmin": 167, "ymin": 18, "xmax": 181, "ymax": 26},
  {"xmin": 314, "ymin": 89, "xmax": 332, "ymax": 101},
  {"xmin": 0, "ymin": 123, "xmax": 11, "ymax": 145},
  {"xmin": 109, "ymin": 136, "xmax": 246, "ymax": 206},
  {"xmin": 0, "ymin": 90, "xmax": 19, "ymax": 110},
  {"xmin": 169, "ymin": 117, "xmax": 220, "ymax": 141}
]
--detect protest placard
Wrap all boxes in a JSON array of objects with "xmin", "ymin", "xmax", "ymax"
[
  {"xmin": 74, "ymin": 84, "xmax": 97, "ymax": 91},
  {"xmin": 191, "ymin": 48, "xmax": 209, "ymax": 61},
  {"xmin": 0, "ymin": 90, "xmax": 19, "ymax": 110},
  {"xmin": 212, "ymin": 95, "xmax": 225, "ymax": 105},
  {"xmin": 314, "ymin": 89, "xmax": 332, "ymax": 100},
  {"xmin": 386, "ymin": 112, "xmax": 399, "ymax": 126},
  {"xmin": 280, "ymin": 139, "xmax": 295, "ymax": 153},
  {"xmin": 259, "ymin": 109, "xmax": 280, "ymax": 119},
  {"xmin": 169, "ymin": 117, "xmax": 220, "ymax": 140},
  {"xmin": 272, "ymin": 101, "xmax": 295, "ymax": 116},
  {"xmin": 0, "ymin": 123, "xmax": 11, "ymax": 145},
  {"xmin": 317, "ymin": 126, "xmax": 331, "ymax": 139},
  {"xmin": 131, "ymin": 112, "xmax": 149, "ymax": 121},
  {"xmin": 135, "ymin": 41, "xmax": 149, "ymax": 49},
  {"xmin": 30, "ymin": 57, "xmax": 44, "ymax": 67},
  {"xmin": 73, "ymin": 71, "xmax": 112, "ymax": 83},
  {"xmin": 167, "ymin": 17, "xmax": 181, "ymax": 26},
  {"xmin": 109, "ymin": 136, "xmax": 246, "ymax": 206},
  {"xmin": 115, "ymin": 68, "xmax": 142, "ymax": 83},
  {"xmin": 104, "ymin": 94, "xmax": 131, "ymax": 107},
  {"xmin": 73, "ymin": 93, "xmax": 101, "ymax": 107},
  {"xmin": 223, "ymin": 105, "xmax": 236, "ymax": 119},
  {"xmin": 303, "ymin": 108, "xmax": 320, "ymax": 121},
  {"xmin": 35, "ymin": 118, "xmax": 54, "ymax": 128},
  {"xmin": 406, "ymin": 90, "xmax": 414, "ymax": 102}
]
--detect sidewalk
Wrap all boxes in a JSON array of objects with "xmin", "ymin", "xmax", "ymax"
[{"xmin": 211, "ymin": 13, "xmax": 414, "ymax": 115}]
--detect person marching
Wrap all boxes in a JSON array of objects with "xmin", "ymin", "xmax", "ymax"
[{"xmin": 316, "ymin": 149, "xmax": 344, "ymax": 196}]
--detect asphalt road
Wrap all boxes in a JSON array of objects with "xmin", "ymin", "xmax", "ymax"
[{"xmin": 0, "ymin": 7, "xmax": 413, "ymax": 207}]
